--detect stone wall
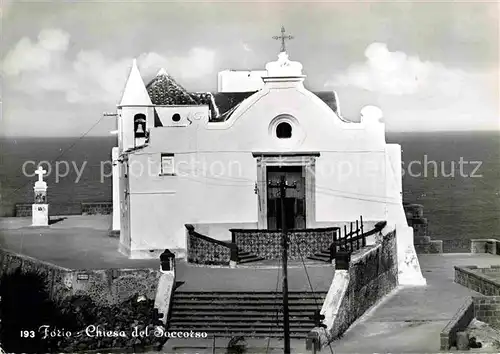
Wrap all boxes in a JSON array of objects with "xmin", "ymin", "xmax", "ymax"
[
  {"xmin": 311, "ymin": 228, "xmax": 398, "ymax": 346},
  {"xmin": 0, "ymin": 247, "xmax": 73, "ymax": 301},
  {"xmin": 230, "ymin": 227, "xmax": 337, "ymax": 260},
  {"xmin": 404, "ymin": 203, "xmax": 443, "ymax": 253},
  {"xmin": 455, "ymin": 265, "xmax": 500, "ymax": 296},
  {"xmin": 473, "ymin": 296, "xmax": 500, "ymax": 329},
  {"xmin": 0, "ymin": 248, "xmax": 161, "ymax": 306},
  {"xmin": 442, "ymin": 239, "xmax": 471, "ymax": 253},
  {"xmin": 14, "ymin": 203, "xmax": 32, "ymax": 217},
  {"xmin": 440, "ymin": 298, "xmax": 475, "ymax": 350},
  {"xmin": 81, "ymin": 202, "xmax": 113, "ymax": 215},
  {"xmin": 186, "ymin": 225, "xmax": 236, "ymax": 266},
  {"xmin": 14, "ymin": 202, "xmax": 112, "ymax": 217},
  {"xmin": 471, "ymin": 239, "xmax": 500, "ymax": 255},
  {"xmin": 440, "ymin": 296, "xmax": 500, "ymax": 350},
  {"xmin": 15, "ymin": 203, "xmax": 83, "ymax": 217}
]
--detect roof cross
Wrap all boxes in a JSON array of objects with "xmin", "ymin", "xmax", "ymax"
[
  {"xmin": 273, "ymin": 26, "xmax": 294, "ymax": 53},
  {"xmin": 35, "ymin": 166, "xmax": 47, "ymax": 183}
]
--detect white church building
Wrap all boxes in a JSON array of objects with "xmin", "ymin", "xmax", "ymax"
[{"xmin": 112, "ymin": 45, "xmax": 425, "ymax": 285}]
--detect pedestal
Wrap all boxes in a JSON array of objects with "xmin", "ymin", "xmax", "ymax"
[{"xmin": 32, "ymin": 204, "xmax": 49, "ymax": 226}]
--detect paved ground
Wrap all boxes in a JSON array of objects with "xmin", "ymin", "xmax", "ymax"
[
  {"xmin": 0, "ymin": 215, "xmax": 158, "ymax": 269},
  {"xmin": 176, "ymin": 262, "xmax": 333, "ymax": 292},
  {"xmin": 319, "ymin": 253, "xmax": 500, "ymax": 354}
]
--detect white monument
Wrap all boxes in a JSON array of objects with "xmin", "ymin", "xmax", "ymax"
[{"xmin": 32, "ymin": 166, "xmax": 49, "ymax": 226}]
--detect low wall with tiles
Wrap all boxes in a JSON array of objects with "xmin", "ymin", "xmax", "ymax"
[
  {"xmin": 455, "ymin": 265, "xmax": 500, "ymax": 296},
  {"xmin": 230, "ymin": 227, "xmax": 337, "ymax": 260},
  {"xmin": 186, "ymin": 225, "xmax": 236, "ymax": 266},
  {"xmin": 311, "ymin": 228, "xmax": 398, "ymax": 347},
  {"xmin": 0, "ymin": 248, "xmax": 161, "ymax": 306}
]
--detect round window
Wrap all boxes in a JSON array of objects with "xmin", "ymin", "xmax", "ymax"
[
  {"xmin": 172, "ymin": 113, "xmax": 181, "ymax": 122},
  {"xmin": 276, "ymin": 122, "xmax": 292, "ymax": 139}
]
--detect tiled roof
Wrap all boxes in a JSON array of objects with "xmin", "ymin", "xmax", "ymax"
[
  {"xmin": 146, "ymin": 70, "xmax": 198, "ymax": 105},
  {"xmin": 145, "ymin": 70, "xmax": 339, "ymax": 121},
  {"xmin": 313, "ymin": 91, "xmax": 338, "ymax": 115}
]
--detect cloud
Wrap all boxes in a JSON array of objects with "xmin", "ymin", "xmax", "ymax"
[
  {"xmin": 2, "ymin": 28, "xmax": 216, "ymax": 103},
  {"xmin": 327, "ymin": 42, "xmax": 466, "ymax": 96},
  {"xmin": 3, "ymin": 29, "xmax": 70, "ymax": 76},
  {"xmin": 139, "ymin": 47, "xmax": 216, "ymax": 80}
]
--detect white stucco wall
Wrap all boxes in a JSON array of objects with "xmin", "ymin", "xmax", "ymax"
[
  {"xmin": 112, "ymin": 147, "xmax": 120, "ymax": 231},
  {"xmin": 217, "ymin": 70, "xmax": 266, "ymax": 93},
  {"xmin": 122, "ymin": 80, "xmax": 392, "ymax": 252}
]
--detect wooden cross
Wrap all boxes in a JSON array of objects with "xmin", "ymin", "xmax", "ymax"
[
  {"xmin": 273, "ymin": 25, "xmax": 294, "ymax": 53},
  {"xmin": 35, "ymin": 166, "xmax": 47, "ymax": 183}
]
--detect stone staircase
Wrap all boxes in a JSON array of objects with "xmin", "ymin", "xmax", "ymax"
[
  {"xmin": 237, "ymin": 249, "xmax": 265, "ymax": 264},
  {"xmin": 167, "ymin": 291, "xmax": 327, "ymax": 338}
]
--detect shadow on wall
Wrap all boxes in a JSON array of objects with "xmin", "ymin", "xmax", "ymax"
[
  {"xmin": 0, "ymin": 269, "xmax": 168, "ymax": 353},
  {"xmin": 0, "ymin": 268, "xmax": 71, "ymax": 353}
]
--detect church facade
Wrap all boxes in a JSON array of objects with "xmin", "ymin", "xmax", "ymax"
[{"xmin": 112, "ymin": 48, "xmax": 425, "ymax": 285}]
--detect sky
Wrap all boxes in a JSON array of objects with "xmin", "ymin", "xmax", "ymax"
[{"xmin": 1, "ymin": 0, "xmax": 498, "ymax": 136}]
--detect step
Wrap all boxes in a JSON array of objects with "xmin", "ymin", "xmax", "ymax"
[
  {"xmin": 172, "ymin": 306, "xmax": 322, "ymax": 312},
  {"xmin": 165, "ymin": 331, "xmax": 309, "ymax": 339},
  {"xmin": 307, "ymin": 255, "xmax": 330, "ymax": 263},
  {"xmin": 173, "ymin": 291, "xmax": 327, "ymax": 297},
  {"xmin": 171, "ymin": 300, "xmax": 323, "ymax": 307},
  {"xmin": 172, "ymin": 309, "xmax": 314, "ymax": 318},
  {"xmin": 169, "ymin": 321, "xmax": 314, "ymax": 328},
  {"xmin": 172, "ymin": 296, "xmax": 325, "ymax": 302},
  {"xmin": 238, "ymin": 252, "xmax": 257, "ymax": 259},
  {"xmin": 167, "ymin": 327, "xmax": 312, "ymax": 334},
  {"xmin": 170, "ymin": 317, "xmax": 315, "ymax": 323},
  {"xmin": 173, "ymin": 298, "xmax": 319, "ymax": 302},
  {"xmin": 238, "ymin": 256, "xmax": 266, "ymax": 264}
]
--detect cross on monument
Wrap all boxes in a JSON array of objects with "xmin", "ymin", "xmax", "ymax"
[
  {"xmin": 273, "ymin": 25, "xmax": 294, "ymax": 53},
  {"xmin": 35, "ymin": 166, "xmax": 47, "ymax": 183}
]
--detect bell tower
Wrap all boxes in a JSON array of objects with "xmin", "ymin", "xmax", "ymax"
[{"xmin": 117, "ymin": 59, "xmax": 154, "ymax": 152}]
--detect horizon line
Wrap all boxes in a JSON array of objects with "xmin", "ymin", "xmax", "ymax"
[{"xmin": 2, "ymin": 129, "xmax": 499, "ymax": 139}]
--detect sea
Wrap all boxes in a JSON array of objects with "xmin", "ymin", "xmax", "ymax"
[{"xmin": 0, "ymin": 132, "xmax": 499, "ymax": 244}]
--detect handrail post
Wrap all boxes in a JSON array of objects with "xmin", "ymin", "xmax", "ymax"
[
  {"xmin": 349, "ymin": 222, "xmax": 354, "ymax": 252},
  {"xmin": 330, "ymin": 241, "xmax": 336, "ymax": 264},
  {"xmin": 360, "ymin": 216, "xmax": 366, "ymax": 247},
  {"xmin": 356, "ymin": 219, "xmax": 360, "ymax": 250},
  {"xmin": 230, "ymin": 244, "xmax": 238, "ymax": 268},
  {"xmin": 343, "ymin": 225, "xmax": 347, "ymax": 250}
]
